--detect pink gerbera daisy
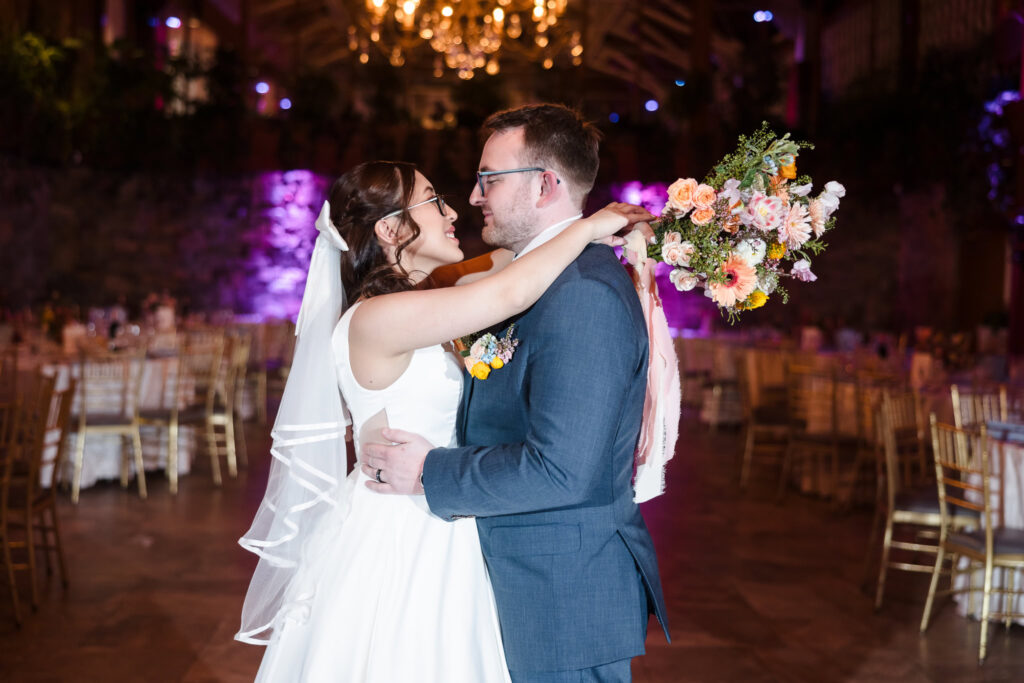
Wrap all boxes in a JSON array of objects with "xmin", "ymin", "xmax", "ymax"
[{"xmin": 708, "ymin": 253, "xmax": 757, "ymax": 308}]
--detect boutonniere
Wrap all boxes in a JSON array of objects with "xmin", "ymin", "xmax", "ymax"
[{"xmin": 454, "ymin": 325, "xmax": 520, "ymax": 380}]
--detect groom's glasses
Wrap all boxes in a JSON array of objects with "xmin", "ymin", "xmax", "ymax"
[
  {"xmin": 476, "ymin": 168, "xmax": 560, "ymax": 197},
  {"xmin": 380, "ymin": 194, "xmax": 449, "ymax": 221}
]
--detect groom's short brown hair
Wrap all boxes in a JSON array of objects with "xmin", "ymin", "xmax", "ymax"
[{"xmin": 483, "ymin": 104, "xmax": 601, "ymax": 206}]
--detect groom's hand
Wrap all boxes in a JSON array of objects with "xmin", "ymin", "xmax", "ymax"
[{"xmin": 361, "ymin": 428, "xmax": 431, "ymax": 495}]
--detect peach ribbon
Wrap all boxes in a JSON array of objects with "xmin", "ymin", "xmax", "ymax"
[{"xmin": 623, "ymin": 231, "xmax": 681, "ymax": 503}]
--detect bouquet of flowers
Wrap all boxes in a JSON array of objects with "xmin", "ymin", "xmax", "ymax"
[{"xmin": 649, "ymin": 123, "xmax": 844, "ymax": 321}]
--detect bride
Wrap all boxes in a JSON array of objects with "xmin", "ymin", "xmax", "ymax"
[{"xmin": 236, "ymin": 160, "xmax": 652, "ymax": 681}]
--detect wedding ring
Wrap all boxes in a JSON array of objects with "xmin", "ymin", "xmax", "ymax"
[{"xmin": 375, "ymin": 468, "xmax": 385, "ymax": 484}]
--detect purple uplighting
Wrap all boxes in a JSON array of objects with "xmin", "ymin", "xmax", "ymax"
[
  {"xmin": 245, "ymin": 170, "xmax": 330, "ymax": 320},
  {"xmin": 610, "ymin": 180, "xmax": 669, "ymax": 215},
  {"xmin": 609, "ymin": 180, "xmax": 716, "ymax": 334}
]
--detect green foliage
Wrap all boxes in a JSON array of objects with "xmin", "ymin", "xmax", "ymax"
[{"xmin": 704, "ymin": 122, "xmax": 813, "ymax": 190}]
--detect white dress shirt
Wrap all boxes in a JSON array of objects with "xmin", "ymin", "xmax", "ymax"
[{"xmin": 514, "ymin": 213, "xmax": 584, "ymax": 259}]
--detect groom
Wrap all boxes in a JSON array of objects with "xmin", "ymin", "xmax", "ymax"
[{"xmin": 363, "ymin": 103, "xmax": 669, "ymax": 681}]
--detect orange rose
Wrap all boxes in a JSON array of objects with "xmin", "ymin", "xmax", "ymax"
[
  {"xmin": 690, "ymin": 206, "xmax": 715, "ymax": 226},
  {"xmin": 780, "ymin": 163, "xmax": 797, "ymax": 179},
  {"xmin": 667, "ymin": 178, "xmax": 698, "ymax": 213},
  {"xmin": 693, "ymin": 183, "xmax": 717, "ymax": 210}
]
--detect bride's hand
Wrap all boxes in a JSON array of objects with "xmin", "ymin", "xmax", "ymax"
[{"xmin": 585, "ymin": 203, "xmax": 657, "ymax": 247}]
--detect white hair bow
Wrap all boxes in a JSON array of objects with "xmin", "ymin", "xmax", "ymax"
[
  {"xmin": 294, "ymin": 201, "xmax": 350, "ymax": 336},
  {"xmin": 315, "ymin": 200, "xmax": 350, "ymax": 252}
]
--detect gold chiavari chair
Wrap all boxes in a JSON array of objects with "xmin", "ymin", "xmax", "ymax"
[
  {"xmin": 675, "ymin": 338, "xmax": 712, "ymax": 411},
  {"xmin": 6, "ymin": 375, "xmax": 75, "ymax": 609},
  {"xmin": 1007, "ymin": 387, "xmax": 1023, "ymax": 420},
  {"xmin": 266, "ymin": 320, "xmax": 296, "ymax": 396},
  {"xmin": 244, "ymin": 323, "xmax": 271, "ymax": 425},
  {"xmin": 778, "ymin": 362, "xmax": 840, "ymax": 499},
  {"xmin": 210, "ymin": 333, "xmax": 250, "ymax": 472},
  {"xmin": 835, "ymin": 372, "xmax": 890, "ymax": 509},
  {"xmin": 26, "ymin": 377, "xmax": 75, "ymax": 594},
  {"xmin": 700, "ymin": 343, "xmax": 742, "ymax": 431},
  {"xmin": 738, "ymin": 348, "xmax": 790, "ymax": 490},
  {"xmin": 0, "ymin": 346, "xmax": 17, "ymax": 400},
  {"xmin": 871, "ymin": 391, "xmax": 967, "ymax": 608},
  {"xmin": 139, "ymin": 330, "xmax": 225, "ymax": 491},
  {"xmin": 70, "ymin": 351, "xmax": 146, "ymax": 503},
  {"xmin": 0, "ymin": 396, "xmax": 22, "ymax": 624},
  {"xmin": 920, "ymin": 417, "xmax": 1024, "ymax": 663},
  {"xmin": 950, "ymin": 383, "xmax": 1007, "ymax": 429}
]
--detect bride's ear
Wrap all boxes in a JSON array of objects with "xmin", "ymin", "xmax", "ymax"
[{"xmin": 374, "ymin": 218, "xmax": 401, "ymax": 246}]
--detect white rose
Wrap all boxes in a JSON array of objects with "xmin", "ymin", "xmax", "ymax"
[
  {"xmin": 733, "ymin": 238, "xmax": 767, "ymax": 267},
  {"xmin": 669, "ymin": 267, "xmax": 698, "ymax": 291},
  {"xmin": 824, "ymin": 181, "xmax": 846, "ymax": 198},
  {"xmin": 817, "ymin": 192, "xmax": 841, "ymax": 217},
  {"xmin": 663, "ymin": 231, "xmax": 682, "ymax": 245}
]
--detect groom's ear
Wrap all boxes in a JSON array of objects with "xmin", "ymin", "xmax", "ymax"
[{"xmin": 536, "ymin": 169, "xmax": 562, "ymax": 208}]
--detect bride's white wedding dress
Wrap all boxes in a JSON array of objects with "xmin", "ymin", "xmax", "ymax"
[{"xmin": 255, "ymin": 303, "xmax": 510, "ymax": 682}]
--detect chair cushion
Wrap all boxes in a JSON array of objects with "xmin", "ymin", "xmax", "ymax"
[
  {"xmin": 72, "ymin": 413, "xmax": 133, "ymax": 427},
  {"xmin": 178, "ymin": 405, "xmax": 209, "ymax": 422},
  {"xmin": 950, "ymin": 528, "xmax": 1024, "ymax": 555},
  {"xmin": 894, "ymin": 488, "xmax": 981, "ymax": 518},
  {"xmin": 138, "ymin": 407, "xmax": 173, "ymax": 421},
  {"xmin": 753, "ymin": 405, "xmax": 789, "ymax": 424},
  {"xmin": 894, "ymin": 488, "xmax": 940, "ymax": 513}
]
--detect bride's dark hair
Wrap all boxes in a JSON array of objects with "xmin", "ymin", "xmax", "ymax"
[{"xmin": 329, "ymin": 160, "xmax": 424, "ymax": 301}]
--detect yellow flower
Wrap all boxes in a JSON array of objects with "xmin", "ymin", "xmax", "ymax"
[
  {"xmin": 744, "ymin": 290, "xmax": 768, "ymax": 310},
  {"xmin": 490, "ymin": 357, "xmax": 504, "ymax": 369},
  {"xmin": 471, "ymin": 361, "xmax": 491, "ymax": 380},
  {"xmin": 766, "ymin": 242, "xmax": 786, "ymax": 259}
]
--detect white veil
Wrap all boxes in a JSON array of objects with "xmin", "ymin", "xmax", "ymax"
[{"xmin": 236, "ymin": 201, "xmax": 352, "ymax": 645}]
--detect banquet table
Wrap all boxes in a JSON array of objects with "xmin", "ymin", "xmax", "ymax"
[
  {"xmin": 953, "ymin": 423, "xmax": 1024, "ymax": 624},
  {"xmin": 19, "ymin": 353, "xmax": 198, "ymax": 491}
]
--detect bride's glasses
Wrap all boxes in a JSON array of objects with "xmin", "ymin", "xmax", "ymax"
[{"xmin": 380, "ymin": 195, "xmax": 449, "ymax": 221}]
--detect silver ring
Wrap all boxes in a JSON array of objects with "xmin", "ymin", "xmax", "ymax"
[{"xmin": 375, "ymin": 468, "xmax": 384, "ymax": 484}]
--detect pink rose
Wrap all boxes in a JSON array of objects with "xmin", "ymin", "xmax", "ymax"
[
  {"xmin": 693, "ymin": 184, "xmax": 717, "ymax": 210},
  {"xmin": 662, "ymin": 231, "xmax": 682, "ymax": 245},
  {"xmin": 666, "ymin": 178, "xmax": 698, "ymax": 213},
  {"xmin": 741, "ymin": 192, "xmax": 785, "ymax": 232},
  {"xmin": 661, "ymin": 240, "xmax": 695, "ymax": 267}
]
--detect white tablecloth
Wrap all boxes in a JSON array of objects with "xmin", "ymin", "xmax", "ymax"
[{"xmin": 40, "ymin": 357, "xmax": 196, "ymax": 490}]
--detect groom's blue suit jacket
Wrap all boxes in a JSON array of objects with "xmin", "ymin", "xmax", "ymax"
[{"xmin": 424, "ymin": 243, "xmax": 670, "ymax": 673}]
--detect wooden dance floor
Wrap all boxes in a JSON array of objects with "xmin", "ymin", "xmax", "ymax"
[{"xmin": 2, "ymin": 417, "xmax": 1023, "ymax": 681}]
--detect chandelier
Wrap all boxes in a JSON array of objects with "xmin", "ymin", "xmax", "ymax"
[{"xmin": 348, "ymin": 0, "xmax": 583, "ymax": 78}]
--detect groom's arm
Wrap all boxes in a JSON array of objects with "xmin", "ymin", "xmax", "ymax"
[{"xmin": 422, "ymin": 277, "xmax": 645, "ymax": 520}]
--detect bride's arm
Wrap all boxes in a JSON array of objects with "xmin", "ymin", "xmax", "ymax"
[
  {"xmin": 350, "ymin": 203, "xmax": 651, "ymax": 357},
  {"xmin": 429, "ymin": 249, "xmax": 514, "ymax": 288}
]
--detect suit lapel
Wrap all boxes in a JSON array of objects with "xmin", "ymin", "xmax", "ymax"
[
  {"xmin": 457, "ymin": 314, "xmax": 523, "ymax": 445},
  {"xmin": 457, "ymin": 371, "xmax": 474, "ymax": 444}
]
